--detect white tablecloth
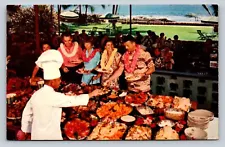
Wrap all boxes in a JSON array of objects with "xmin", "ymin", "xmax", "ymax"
[{"xmin": 205, "ymin": 117, "xmax": 219, "ymax": 139}]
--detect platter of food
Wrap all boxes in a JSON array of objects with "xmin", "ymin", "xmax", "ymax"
[
  {"xmin": 76, "ymin": 68, "xmax": 90, "ymax": 74},
  {"xmin": 87, "ymin": 122, "xmax": 127, "ymax": 140},
  {"xmin": 96, "ymin": 102, "xmax": 133, "ymax": 120},
  {"xmin": 64, "ymin": 118, "xmax": 90, "ymax": 140},
  {"xmin": 173, "ymin": 96, "xmax": 191, "ymax": 112},
  {"xmin": 125, "ymin": 75, "xmax": 142, "ymax": 82},
  {"xmin": 136, "ymin": 106, "xmax": 154, "ymax": 115},
  {"xmin": 96, "ymin": 68, "xmax": 113, "ymax": 74},
  {"xmin": 155, "ymin": 126, "xmax": 179, "ymax": 140},
  {"xmin": 146, "ymin": 95, "xmax": 173, "ymax": 109},
  {"xmin": 125, "ymin": 125, "xmax": 152, "ymax": 140},
  {"xmin": 125, "ymin": 92, "xmax": 148, "ymax": 106}
]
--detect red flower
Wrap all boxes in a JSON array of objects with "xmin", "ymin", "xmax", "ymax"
[
  {"xmin": 135, "ymin": 117, "xmax": 144, "ymax": 125},
  {"xmin": 159, "ymin": 116, "xmax": 165, "ymax": 120},
  {"xmin": 178, "ymin": 120, "xmax": 186, "ymax": 125},
  {"xmin": 180, "ymin": 134, "xmax": 187, "ymax": 140},
  {"xmin": 150, "ymin": 123, "xmax": 156, "ymax": 128},
  {"xmin": 175, "ymin": 126, "xmax": 182, "ymax": 132}
]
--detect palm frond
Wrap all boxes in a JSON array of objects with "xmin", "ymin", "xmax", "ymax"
[
  {"xmin": 202, "ymin": 4, "xmax": 212, "ymax": 16},
  {"xmin": 101, "ymin": 5, "xmax": 106, "ymax": 9},
  {"xmin": 211, "ymin": 4, "xmax": 218, "ymax": 16},
  {"xmin": 61, "ymin": 5, "xmax": 73, "ymax": 10}
]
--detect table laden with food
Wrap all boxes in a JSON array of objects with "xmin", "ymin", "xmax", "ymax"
[{"xmin": 6, "ymin": 81, "xmax": 219, "ymax": 140}]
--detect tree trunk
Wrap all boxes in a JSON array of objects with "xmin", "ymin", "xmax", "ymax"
[
  {"xmin": 34, "ymin": 5, "xmax": 40, "ymax": 54},
  {"xmin": 79, "ymin": 5, "xmax": 82, "ymax": 15},
  {"xmin": 85, "ymin": 5, "xmax": 88, "ymax": 16},
  {"xmin": 58, "ymin": 5, "xmax": 61, "ymax": 36},
  {"xmin": 115, "ymin": 5, "xmax": 118, "ymax": 15},
  {"xmin": 129, "ymin": 5, "xmax": 132, "ymax": 35},
  {"xmin": 112, "ymin": 5, "xmax": 115, "ymax": 14}
]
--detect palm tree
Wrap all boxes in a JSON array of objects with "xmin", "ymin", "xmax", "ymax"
[{"xmin": 34, "ymin": 5, "xmax": 40, "ymax": 54}]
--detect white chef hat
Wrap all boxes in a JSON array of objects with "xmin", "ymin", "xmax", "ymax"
[{"xmin": 35, "ymin": 49, "xmax": 64, "ymax": 80}]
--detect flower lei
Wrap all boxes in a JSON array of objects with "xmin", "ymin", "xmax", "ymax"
[
  {"xmin": 82, "ymin": 48, "xmax": 100, "ymax": 62},
  {"xmin": 124, "ymin": 46, "xmax": 141, "ymax": 73},
  {"xmin": 100, "ymin": 48, "xmax": 118, "ymax": 70},
  {"xmin": 60, "ymin": 42, "xmax": 78, "ymax": 58}
]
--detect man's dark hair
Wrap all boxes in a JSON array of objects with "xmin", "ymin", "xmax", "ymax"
[
  {"xmin": 41, "ymin": 41, "xmax": 51, "ymax": 50},
  {"xmin": 123, "ymin": 35, "xmax": 136, "ymax": 43},
  {"xmin": 104, "ymin": 39, "xmax": 114, "ymax": 47},
  {"xmin": 61, "ymin": 31, "xmax": 73, "ymax": 38}
]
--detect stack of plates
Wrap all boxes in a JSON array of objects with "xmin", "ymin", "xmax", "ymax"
[{"xmin": 187, "ymin": 109, "xmax": 214, "ymax": 130}]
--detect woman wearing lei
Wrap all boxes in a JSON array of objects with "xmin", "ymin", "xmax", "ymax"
[
  {"xmin": 79, "ymin": 39, "xmax": 101, "ymax": 86},
  {"xmin": 99, "ymin": 40, "xmax": 122, "ymax": 89},
  {"xmin": 105, "ymin": 35, "xmax": 155, "ymax": 92}
]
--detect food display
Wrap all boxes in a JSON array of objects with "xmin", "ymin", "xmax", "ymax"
[
  {"xmin": 125, "ymin": 92, "xmax": 148, "ymax": 106},
  {"xmin": 96, "ymin": 102, "xmax": 133, "ymax": 120},
  {"xmin": 155, "ymin": 126, "xmax": 179, "ymax": 140},
  {"xmin": 125, "ymin": 125, "xmax": 152, "ymax": 140},
  {"xmin": 64, "ymin": 118, "xmax": 90, "ymax": 140},
  {"xmin": 7, "ymin": 82, "xmax": 215, "ymax": 141},
  {"xmin": 87, "ymin": 122, "xmax": 127, "ymax": 140}
]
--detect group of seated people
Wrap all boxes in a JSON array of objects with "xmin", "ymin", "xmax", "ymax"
[{"xmin": 30, "ymin": 31, "xmax": 156, "ymax": 92}]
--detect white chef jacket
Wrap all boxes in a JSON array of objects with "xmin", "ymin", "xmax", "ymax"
[{"xmin": 21, "ymin": 85, "xmax": 89, "ymax": 140}]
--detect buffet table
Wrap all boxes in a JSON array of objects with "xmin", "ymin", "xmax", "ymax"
[{"xmin": 7, "ymin": 84, "xmax": 219, "ymax": 140}]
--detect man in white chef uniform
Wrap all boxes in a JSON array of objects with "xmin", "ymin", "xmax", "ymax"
[{"xmin": 17, "ymin": 50, "xmax": 101, "ymax": 140}]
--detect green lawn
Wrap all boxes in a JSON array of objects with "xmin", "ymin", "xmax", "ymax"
[{"xmin": 61, "ymin": 22, "xmax": 218, "ymax": 42}]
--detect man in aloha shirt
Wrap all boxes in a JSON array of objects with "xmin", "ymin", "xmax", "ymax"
[{"xmin": 105, "ymin": 35, "xmax": 155, "ymax": 92}]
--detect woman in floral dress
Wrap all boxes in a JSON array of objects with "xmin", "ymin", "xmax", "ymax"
[{"xmin": 99, "ymin": 40, "xmax": 122, "ymax": 89}]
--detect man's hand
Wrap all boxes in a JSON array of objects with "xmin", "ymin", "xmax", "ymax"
[
  {"xmin": 92, "ymin": 75, "xmax": 100, "ymax": 81},
  {"xmin": 88, "ymin": 89, "xmax": 102, "ymax": 98},
  {"xmin": 63, "ymin": 67, "xmax": 69, "ymax": 73},
  {"xmin": 103, "ymin": 79, "xmax": 111, "ymax": 87}
]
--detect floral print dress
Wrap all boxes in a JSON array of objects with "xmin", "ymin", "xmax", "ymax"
[{"xmin": 101, "ymin": 52, "xmax": 122, "ymax": 89}]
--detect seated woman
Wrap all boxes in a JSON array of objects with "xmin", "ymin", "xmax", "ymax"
[
  {"xmin": 80, "ymin": 39, "xmax": 101, "ymax": 86},
  {"xmin": 99, "ymin": 40, "xmax": 122, "ymax": 89},
  {"xmin": 30, "ymin": 42, "xmax": 51, "ymax": 83}
]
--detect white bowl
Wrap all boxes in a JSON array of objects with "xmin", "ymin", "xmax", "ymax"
[
  {"xmin": 121, "ymin": 115, "xmax": 136, "ymax": 123},
  {"xmin": 184, "ymin": 127, "xmax": 207, "ymax": 140}
]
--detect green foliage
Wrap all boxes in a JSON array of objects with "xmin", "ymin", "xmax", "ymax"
[{"xmin": 10, "ymin": 6, "xmax": 57, "ymax": 37}]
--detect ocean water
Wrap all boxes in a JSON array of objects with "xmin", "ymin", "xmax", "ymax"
[
  {"xmin": 22, "ymin": 5, "xmax": 216, "ymax": 22},
  {"xmin": 61, "ymin": 5, "xmax": 215, "ymax": 22}
]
